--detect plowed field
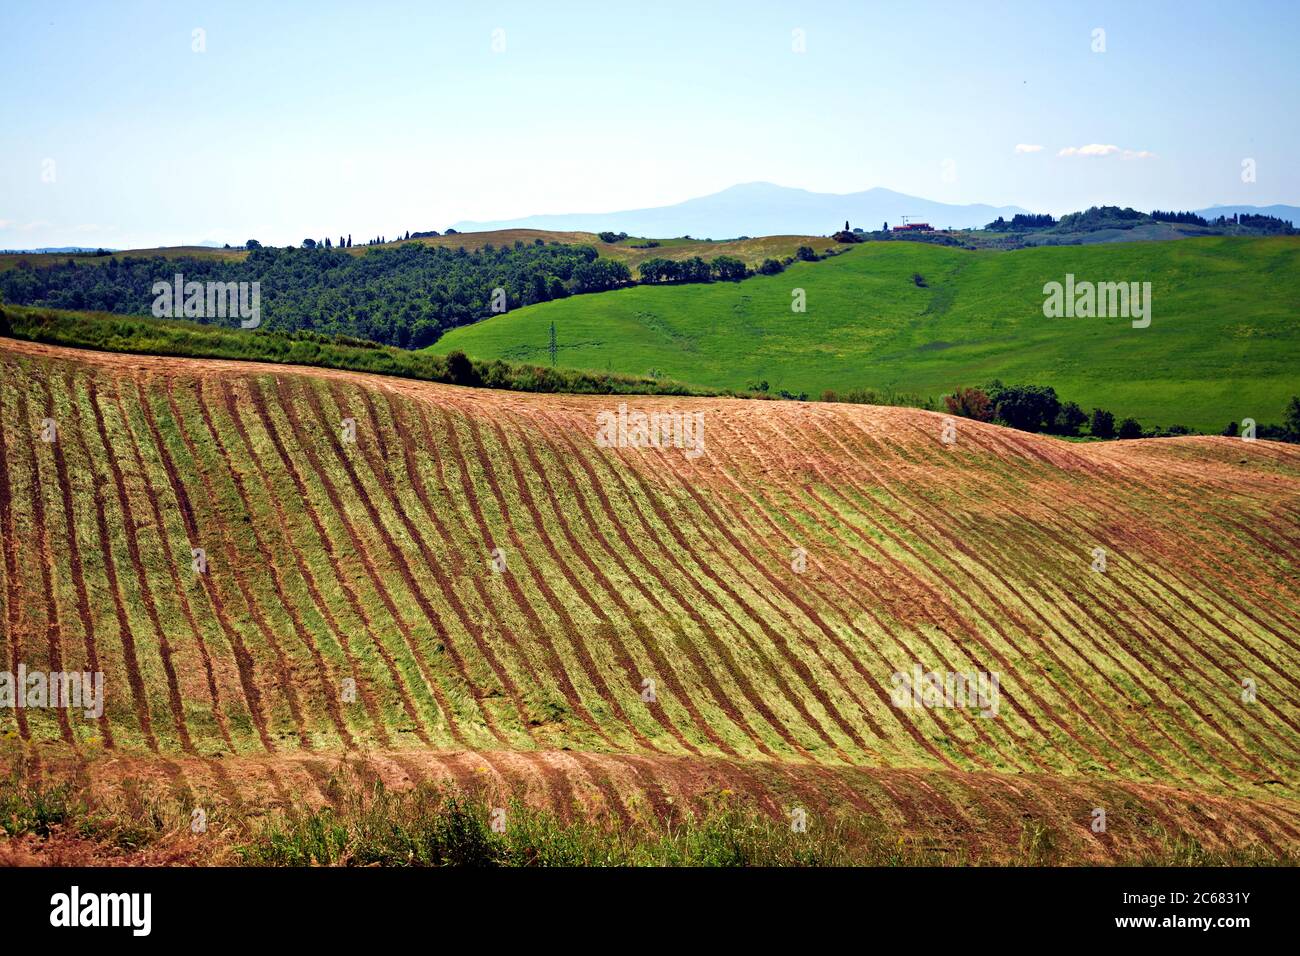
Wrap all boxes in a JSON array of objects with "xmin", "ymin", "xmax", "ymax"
[{"xmin": 2, "ymin": 338, "xmax": 1298, "ymax": 862}]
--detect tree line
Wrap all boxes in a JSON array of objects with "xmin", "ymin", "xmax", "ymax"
[
  {"xmin": 0, "ymin": 241, "xmax": 619, "ymax": 348},
  {"xmin": 943, "ymin": 380, "xmax": 1300, "ymax": 443}
]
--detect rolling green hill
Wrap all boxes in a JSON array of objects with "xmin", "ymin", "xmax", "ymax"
[{"xmin": 430, "ymin": 236, "xmax": 1300, "ymax": 431}]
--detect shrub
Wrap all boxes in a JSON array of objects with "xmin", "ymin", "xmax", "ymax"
[
  {"xmin": 710, "ymin": 256, "xmax": 747, "ymax": 282},
  {"xmin": 944, "ymin": 387, "xmax": 993, "ymax": 422},
  {"xmin": 1052, "ymin": 401, "xmax": 1088, "ymax": 436},
  {"xmin": 1091, "ymin": 408, "xmax": 1116, "ymax": 439},
  {"xmin": 1117, "ymin": 416, "xmax": 1143, "ymax": 439},
  {"xmin": 1285, "ymin": 396, "xmax": 1300, "ymax": 439},
  {"xmin": 985, "ymin": 383, "xmax": 1060, "ymax": 432},
  {"xmin": 757, "ymin": 258, "xmax": 785, "ymax": 275}
]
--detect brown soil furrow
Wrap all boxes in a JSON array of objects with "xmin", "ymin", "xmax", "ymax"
[
  {"xmin": 220, "ymin": 382, "xmax": 391, "ymax": 749},
  {"xmin": 649, "ymin": 439, "xmax": 900, "ymax": 760},
  {"xmin": 982, "ymin": 426, "xmax": 1300, "ymax": 643},
  {"xmin": 502, "ymin": 419, "xmax": 735, "ymax": 757},
  {"xmin": 534, "ymin": 410, "xmax": 824, "ymax": 761},
  {"xmin": 698, "ymin": 414, "xmax": 1039, "ymax": 774},
  {"xmin": 468, "ymin": 411, "xmax": 680, "ymax": 754},
  {"xmin": 530, "ymin": 410, "xmax": 789, "ymax": 760},
  {"xmin": 268, "ymin": 376, "xmax": 465, "ymax": 746},
  {"xmin": 199, "ymin": 381, "xmax": 357, "ymax": 750},
  {"xmin": 289, "ymin": 379, "xmax": 499, "ymax": 745},
  {"xmin": 582, "ymin": 436, "xmax": 860, "ymax": 763},
  {"xmin": 422, "ymin": 399, "xmax": 619, "ymax": 749},
  {"xmin": 944, "ymin": 423, "xmax": 1300, "ymax": 763},
  {"xmin": 188, "ymin": 380, "xmax": 314, "ymax": 751},
  {"xmin": 235, "ymin": 381, "xmax": 429, "ymax": 748},
  {"xmin": 82, "ymin": 378, "xmax": 195, "ymax": 752},
  {"xmin": 329, "ymin": 382, "xmax": 523, "ymax": 745},
  {"xmin": 12, "ymin": 384, "xmax": 75, "ymax": 746},
  {"xmin": 814, "ymin": 413, "xmax": 1221, "ymax": 786},
  {"xmin": 132, "ymin": 382, "xmax": 237, "ymax": 752},
  {"xmin": 162, "ymin": 384, "xmax": 276, "ymax": 752},
  {"xmin": 0, "ymin": 363, "xmax": 32, "ymax": 742},
  {"xmin": 36, "ymin": 375, "xmax": 115, "ymax": 749},
  {"xmin": 63, "ymin": 373, "xmax": 158, "ymax": 751}
]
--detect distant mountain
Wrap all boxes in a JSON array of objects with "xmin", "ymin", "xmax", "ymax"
[
  {"xmin": 1194, "ymin": 204, "xmax": 1300, "ymax": 226},
  {"xmin": 451, "ymin": 182, "xmax": 1030, "ymax": 239}
]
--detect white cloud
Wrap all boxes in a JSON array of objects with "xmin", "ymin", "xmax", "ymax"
[
  {"xmin": 1056, "ymin": 144, "xmax": 1155, "ymax": 160},
  {"xmin": 1058, "ymin": 144, "xmax": 1120, "ymax": 157},
  {"xmin": 1014, "ymin": 144, "xmax": 1044, "ymax": 154}
]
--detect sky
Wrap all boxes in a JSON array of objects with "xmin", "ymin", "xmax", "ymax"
[{"xmin": 2, "ymin": 0, "xmax": 1297, "ymax": 249}]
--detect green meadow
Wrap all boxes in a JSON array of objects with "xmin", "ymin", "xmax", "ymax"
[{"xmin": 430, "ymin": 236, "xmax": 1300, "ymax": 431}]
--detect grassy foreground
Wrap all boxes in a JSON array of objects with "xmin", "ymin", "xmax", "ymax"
[
  {"xmin": 431, "ymin": 236, "xmax": 1300, "ymax": 431},
  {"xmin": 3, "ymin": 767, "xmax": 1288, "ymax": 868}
]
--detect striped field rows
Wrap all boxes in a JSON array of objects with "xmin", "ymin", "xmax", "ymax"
[{"xmin": 1, "ymin": 339, "xmax": 1298, "ymax": 852}]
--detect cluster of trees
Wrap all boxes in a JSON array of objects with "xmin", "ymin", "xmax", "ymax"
[
  {"xmin": 944, "ymin": 381, "xmax": 1300, "ymax": 443},
  {"xmin": 0, "ymin": 241, "xmax": 616, "ymax": 348},
  {"xmin": 597, "ymin": 231, "xmax": 629, "ymax": 243},
  {"xmin": 1149, "ymin": 210, "xmax": 1209, "ymax": 226},
  {"xmin": 1002, "ymin": 206, "xmax": 1299, "ymax": 236},
  {"xmin": 1055, "ymin": 206, "xmax": 1149, "ymax": 231},
  {"xmin": 1219, "ymin": 399, "xmax": 1300, "ymax": 442},
  {"xmin": 985, "ymin": 213, "xmax": 1057, "ymax": 231},
  {"xmin": 946, "ymin": 382, "xmax": 1143, "ymax": 439},
  {"xmin": 638, "ymin": 255, "xmax": 748, "ymax": 284},
  {"xmin": 570, "ymin": 258, "xmax": 632, "ymax": 292},
  {"xmin": 1208, "ymin": 212, "xmax": 1295, "ymax": 232}
]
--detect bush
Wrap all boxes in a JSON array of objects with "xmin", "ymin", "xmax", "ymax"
[
  {"xmin": 795, "ymin": 246, "xmax": 819, "ymax": 262},
  {"xmin": 1052, "ymin": 401, "xmax": 1088, "ymax": 436},
  {"xmin": 710, "ymin": 256, "xmax": 747, "ymax": 282},
  {"xmin": 571, "ymin": 258, "xmax": 631, "ymax": 293},
  {"xmin": 985, "ymin": 382, "xmax": 1060, "ymax": 432},
  {"xmin": 944, "ymin": 387, "xmax": 993, "ymax": 422},
  {"xmin": 1091, "ymin": 408, "xmax": 1116, "ymax": 439},
  {"xmin": 1286, "ymin": 396, "xmax": 1300, "ymax": 438},
  {"xmin": 757, "ymin": 258, "xmax": 785, "ymax": 275},
  {"xmin": 1117, "ymin": 417, "xmax": 1143, "ymax": 439}
]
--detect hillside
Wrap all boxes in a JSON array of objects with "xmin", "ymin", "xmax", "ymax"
[
  {"xmin": 2, "ymin": 337, "xmax": 1298, "ymax": 861},
  {"xmin": 0, "ymin": 231, "xmax": 835, "ymax": 275},
  {"xmin": 432, "ymin": 236, "xmax": 1300, "ymax": 431}
]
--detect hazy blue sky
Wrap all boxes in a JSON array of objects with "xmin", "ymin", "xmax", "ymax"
[{"xmin": 2, "ymin": 0, "xmax": 1297, "ymax": 248}]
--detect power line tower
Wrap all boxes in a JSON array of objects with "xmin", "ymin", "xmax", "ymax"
[{"xmin": 548, "ymin": 321, "xmax": 557, "ymax": 367}]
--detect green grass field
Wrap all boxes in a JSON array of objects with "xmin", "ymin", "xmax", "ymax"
[{"xmin": 430, "ymin": 236, "xmax": 1300, "ymax": 431}]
